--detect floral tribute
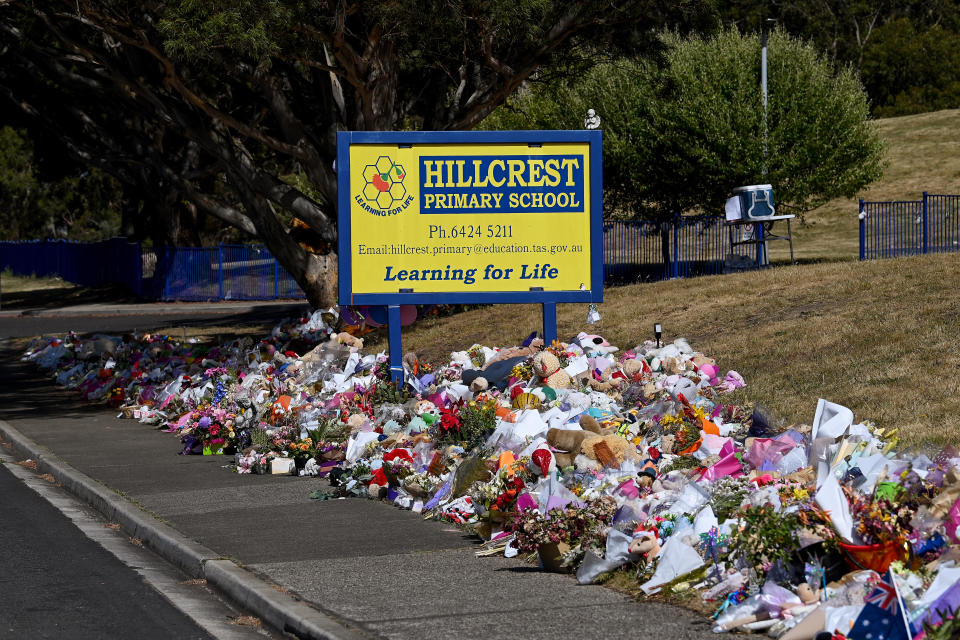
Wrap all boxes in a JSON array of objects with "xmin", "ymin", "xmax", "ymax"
[{"xmin": 22, "ymin": 310, "xmax": 960, "ymax": 639}]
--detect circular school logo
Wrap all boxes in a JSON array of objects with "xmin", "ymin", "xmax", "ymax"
[{"xmin": 361, "ymin": 156, "xmax": 408, "ymax": 211}]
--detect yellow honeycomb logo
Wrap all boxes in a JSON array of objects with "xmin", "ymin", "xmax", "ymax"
[{"xmin": 361, "ymin": 156, "xmax": 407, "ymax": 210}]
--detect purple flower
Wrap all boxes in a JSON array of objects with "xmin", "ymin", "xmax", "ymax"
[{"xmin": 198, "ymin": 416, "xmax": 211, "ymax": 429}]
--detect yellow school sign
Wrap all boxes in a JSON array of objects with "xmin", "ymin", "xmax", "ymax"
[{"xmin": 337, "ymin": 130, "xmax": 603, "ymax": 306}]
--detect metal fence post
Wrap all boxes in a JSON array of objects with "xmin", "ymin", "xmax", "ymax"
[
  {"xmin": 672, "ymin": 213, "xmax": 680, "ymax": 278},
  {"xmin": 274, "ymin": 257, "xmax": 280, "ymax": 300},
  {"xmin": 858, "ymin": 199, "xmax": 865, "ymax": 261},
  {"xmin": 217, "ymin": 244, "xmax": 224, "ymax": 300},
  {"xmin": 922, "ymin": 191, "xmax": 929, "ymax": 254},
  {"xmin": 164, "ymin": 247, "xmax": 171, "ymax": 300}
]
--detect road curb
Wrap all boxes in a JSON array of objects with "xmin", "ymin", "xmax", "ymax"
[
  {"xmin": 0, "ymin": 301, "xmax": 309, "ymax": 320},
  {"xmin": 0, "ymin": 419, "xmax": 366, "ymax": 640}
]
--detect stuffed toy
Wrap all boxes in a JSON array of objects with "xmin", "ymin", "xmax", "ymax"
[
  {"xmin": 628, "ymin": 529, "xmax": 662, "ymax": 558},
  {"xmin": 481, "ymin": 336, "xmax": 544, "ymax": 369},
  {"xmin": 512, "ymin": 391, "xmax": 542, "ymax": 410},
  {"xmin": 572, "ymin": 332, "xmax": 618, "ymax": 356},
  {"xmin": 336, "ymin": 331, "xmax": 364, "ymax": 350},
  {"xmin": 532, "ymin": 351, "xmax": 572, "ymax": 389},
  {"xmin": 461, "ymin": 355, "xmax": 528, "ymax": 390},
  {"xmin": 584, "ymin": 367, "xmax": 625, "ymax": 394},
  {"xmin": 546, "ymin": 428, "xmax": 591, "ymax": 468},
  {"xmin": 415, "ymin": 400, "xmax": 439, "ymax": 426},
  {"xmin": 637, "ymin": 459, "xmax": 658, "ymax": 487},
  {"xmin": 469, "ymin": 377, "xmax": 489, "ymax": 394},
  {"xmin": 579, "ymin": 433, "xmax": 639, "ymax": 468},
  {"xmin": 621, "ymin": 358, "xmax": 648, "ymax": 380},
  {"xmin": 578, "ymin": 414, "xmax": 607, "ymax": 434},
  {"xmin": 530, "ymin": 446, "xmax": 556, "ymax": 477},
  {"xmin": 698, "ymin": 363, "xmax": 721, "ymax": 386},
  {"xmin": 660, "ymin": 434, "xmax": 676, "ymax": 455}
]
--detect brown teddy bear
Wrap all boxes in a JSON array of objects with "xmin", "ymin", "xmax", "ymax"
[
  {"xmin": 532, "ymin": 351, "xmax": 572, "ymax": 389},
  {"xmin": 546, "ymin": 415, "xmax": 637, "ymax": 469},
  {"xmin": 337, "ymin": 331, "xmax": 364, "ymax": 350}
]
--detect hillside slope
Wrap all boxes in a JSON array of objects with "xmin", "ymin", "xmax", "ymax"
[
  {"xmin": 368, "ymin": 252, "xmax": 960, "ymax": 448},
  {"xmin": 780, "ymin": 108, "xmax": 960, "ymax": 262}
]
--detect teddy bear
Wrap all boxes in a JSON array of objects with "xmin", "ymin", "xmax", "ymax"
[
  {"xmin": 621, "ymin": 358, "xmax": 648, "ymax": 381},
  {"xmin": 546, "ymin": 415, "xmax": 639, "ymax": 470},
  {"xmin": 532, "ymin": 351, "xmax": 572, "ymax": 389},
  {"xmin": 584, "ymin": 367, "xmax": 625, "ymax": 395},
  {"xmin": 336, "ymin": 331, "xmax": 364, "ymax": 350},
  {"xmin": 628, "ymin": 529, "xmax": 662, "ymax": 558}
]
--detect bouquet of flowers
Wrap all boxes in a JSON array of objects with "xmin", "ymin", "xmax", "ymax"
[
  {"xmin": 844, "ymin": 484, "xmax": 914, "ymax": 547},
  {"xmin": 179, "ymin": 405, "xmax": 238, "ymax": 455},
  {"xmin": 507, "ymin": 497, "xmax": 617, "ymax": 555},
  {"xmin": 402, "ymin": 471, "xmax": 442, "ymax": 498}
]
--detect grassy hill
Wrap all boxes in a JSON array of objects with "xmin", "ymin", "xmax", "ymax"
[
  {"xmin": 773, "ymin": 108, "xmax": 960, "ymax": 262},
  {"xmin": 367, "ymin": 251, "xmax": 960, "ymax": 450},
  {"xmin": 365, "ymin": 111, "xmax": 960, "ymax": 449}
]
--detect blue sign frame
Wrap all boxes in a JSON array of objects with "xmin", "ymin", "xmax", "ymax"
[{"xmin": 336, "ymin": 130, "xmax": 604, "ymax": 306}]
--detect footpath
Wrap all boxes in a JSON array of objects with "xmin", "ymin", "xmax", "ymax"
[{"xmin": 0, "ymin": 304, "xmax": 715, "ymax": 640}]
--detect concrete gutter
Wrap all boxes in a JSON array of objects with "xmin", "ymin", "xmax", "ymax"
[{"xmin": 0, "ymin": 419, "xmax": 367, "ymax": 640}]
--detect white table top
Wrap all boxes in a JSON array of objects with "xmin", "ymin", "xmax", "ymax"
[{"xmin": 724, "ymin": 214, "xmax": 795, "ymax": 224}]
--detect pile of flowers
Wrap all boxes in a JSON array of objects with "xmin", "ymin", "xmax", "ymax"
[{"xmin": 21, "ymin": 314, "xmax": 960, "ymax": 640}]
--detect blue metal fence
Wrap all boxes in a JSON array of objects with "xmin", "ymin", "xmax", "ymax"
[
  {"xmin": 0, "ymin": 237, "xmax": 143, "ymax": 296},
  {"xmin": 603, "ymin": 215, "xmax": 732, "ymax": 284},
  {"xmin": 860, "ymin": 192, "xmax": 960, "ymax": 260},
  {"xmin": 5, "ymin": 217, "xmax": 753, "ymax": 302},
  {"xmin": 160, "ymin": 244, "xmax": 305, "ymax": 301}
]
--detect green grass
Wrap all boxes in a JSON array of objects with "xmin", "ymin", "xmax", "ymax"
[
  {"xmin": 775, "ymin": 108, "xmax": 960, "ymax": 263},
  {"xmin": 366, "ymin": 252, "xmax": 960, "ymax": 450}
]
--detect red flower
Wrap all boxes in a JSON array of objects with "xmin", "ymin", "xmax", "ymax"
[{"xmin": 439, "ymin": 404, "xmax": 462, "ymax": 433}]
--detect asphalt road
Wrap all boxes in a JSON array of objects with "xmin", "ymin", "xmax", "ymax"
[
  {"xmin": 0, "ymin": 461, "xmax": 213, "ymax": 640},
  {"xmin": 0, "ymin": 303, "xmax": 308, "ymax": 340}
]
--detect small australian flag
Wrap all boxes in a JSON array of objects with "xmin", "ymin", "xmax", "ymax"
[{"xmin": 847, "ymin": 569, "xmax": 911, "ymax": 640}]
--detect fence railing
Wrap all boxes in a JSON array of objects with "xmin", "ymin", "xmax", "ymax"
[
  {"xmin": 860, "ymin": 192, "xmax": 960, "ymax": 260},
  {"xmin": 157, "ymin": 245, "xmax": 305, "ymax": 301},
  {"xmin": 0, "ymin": 237, "xmax": 143, "ymax": 296},
  {"xmin": 603, "ymin": 215, "xmax": 733, "ymax": 284},
  {"xmin": 4, "ymin": 217, "xmax": 760, "ymax": 303}
]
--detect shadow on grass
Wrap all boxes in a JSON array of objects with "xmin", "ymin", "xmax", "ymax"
[{"xmin": 1, "ymin": 282, "xmax": 139, "ymax": 310}]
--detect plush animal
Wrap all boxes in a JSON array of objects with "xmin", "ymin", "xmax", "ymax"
[
  {"xmin": 530, "ymin": 447, "xmax": 556, "ymax": 477},
  {"xmin": 628, "ymin": 529, "xmax": 662, "ymax": 558},
  {"xmin": 546, "ymin": 428, "xmax": 591, "ymax": 468},
  {"xmin": 585, "ymin": 367, "xmax": 626, "ymax": 394},
  {"xmin": 637, "ymin": 459, "xmax": 658, "ymax": 487},
  {"xmin": 336, "ymin": 331, "xmax": 364, "ymax": 350},
  {"xmin": 660, "ymin": 434, "xmax": 676, "ymax": 455},
  {"xmin": 621, "ymin": 358, "xmax": 648, "ymax": 380},
  {"xmin": 572, "ymin": 332, "xmax": 618, "ymax": 356},
  {"xmin": 469, "ymin": 377, "xmax": 489, "ymax": 394},
  {"xmin": 580, "ymin": 434, "xmax": 639, "ymax": 468},
  {"xmin": 481, "ymin": 337, "xmax": 544, "ymax": 369},
  {"xmin": 532, "ymin": 352, "xmax": 572, "ymax": 389},
  {"xmin": 461, "ymin": 355, "xmax": 528, "ymax": 391}
]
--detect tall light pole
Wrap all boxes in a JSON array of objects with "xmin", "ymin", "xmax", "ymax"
[{"xmin": 761, "ymin": 18, "xmax": 776, "ymax": 177}]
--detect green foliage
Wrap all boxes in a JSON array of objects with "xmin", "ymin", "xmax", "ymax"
[
  {"xmin": 159, "ymin": 1, "xmax": 292, "ymax": 61},
  {"xmin": 922, "ymin": 607, "xmax": 960, "ymax": 640},
  {"xmin": 0, "ymin": 126, "xmax": 122, "ymax": 241},
  {"xmin": 485, "ymin": 29, "xmax": 885, "ymax": 220},
  {"xmin": 728, "ymin": 504, "xmax": 802, "ymax": 576},
  {"xmin": 458, "ymin": 399, "xmax": 499, "ymax": 449},
  {"xmin": 862, "ymin": 19, "xmax": 960, "ymax": 117}
]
